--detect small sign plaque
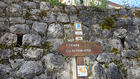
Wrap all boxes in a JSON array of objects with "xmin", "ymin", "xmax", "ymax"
[
  {"xmin": 75, "ymin": 37, "xmax": 83, "ymax": 41},
  {"xmin": 76, "ymin": 23, "xmax": 82, "ymax": 30},
  {"xmin": 77, "ymin": 65, "xmax": 88, "ymax": 76},
  {"xmin": 75, "ymin": 31, "xmax": 83, "ymax": 35}
]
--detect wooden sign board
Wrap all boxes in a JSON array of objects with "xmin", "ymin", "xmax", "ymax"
[{"xmin": 58, "ymin": 41, "xmax": 102, "ymax": 56}]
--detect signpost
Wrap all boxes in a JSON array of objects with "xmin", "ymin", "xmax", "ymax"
[{"xmin": 58, "ymin": 22, "xmax": 102, "ymax": 79}]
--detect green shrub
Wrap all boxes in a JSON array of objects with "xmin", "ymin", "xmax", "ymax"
[
  {"xmin": 45, "ymin": 0, "xmax": 63, "ymax": 7},
  {"xmin": 90, "ymin": 0, "xmax": 108, "ymax": 9}
]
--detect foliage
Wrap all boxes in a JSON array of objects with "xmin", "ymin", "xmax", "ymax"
[
  {"xmin": 23, "ymin": 12, "xmax": 31, "ymax": 19},
  {"xmin": 110, "ymin": 48, "xmax": 120, "ymax": 54},
  {"xmin": 99, "ymin": 17, "xmax": 115, "ymax": 30},
  {"xmin": 45, "ymin": 0, "xmax": 63, "ymax": 7},
  {"xmin": 42, "ymin": 41, "xmax": 53, "ymax": 49},
  {"xmin": 134, "ymin": 9, "xmax": 140, "ymax": 17},
  {"xmin": 90, "ymin": 0, "xmax": 108, "ymax": 9}
]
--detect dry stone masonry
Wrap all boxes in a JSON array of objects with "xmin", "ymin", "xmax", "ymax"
[{"xmin": 0, "ymin": 0, "xmax": 140, "ymax": 79}]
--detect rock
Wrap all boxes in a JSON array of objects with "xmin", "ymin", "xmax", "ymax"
[
  {"xmin": 69, "ymin": 14, "xmax": 78, "ymax": 23},
  {"xmin": 24, "ymin": 1, "xmax": 37, "ymax": 9},
  {"xmin": 91, "ymin": 24, "xmax": 102, "ymax": 36},
  {"xmin": 107, "ymin": 63, "xmax": 121, "ymax": 79},
  {"xmin": 0, "ymin": 64, "xmax": 12, "ymax": 79},
  {"xmin": 47, "ymin": 23, "xmax": 63, "ymax": 38},
  {"xmin": 128, "ymin": 26, "xmax": 139, "ymax": 36},
  {"xmin": 57, "ymin": 13, "xmax": 69, "ymax": 23},
  {"xmin": 32, "ymin": 22, "xmax": 48, "ymax": 35},
  {"xmin": 82, "ymin": 25, "xmax": 91, "ymax": 40},
  {"xmin": 16, "ymin": 61, "xmax": 43, "ymax": 79},
  {"xmin": 30, "ymin": 9, "xmax": 40, "ymax": 15},
  {"xmin": 133, "ymin": 18, "xmax": 140, "ymax": 25},
  {"xmin": 43, "ymin": 12, "xmax": 56, "ymax": 23},
  {"xmin": 0, "ymin": 1, "xmax": 7, "ymax": 8},
  {"xmin": 0, "ymin": 49, "xmax": 13, "ymax": 59},
  {"xmin": 9, "ymin": 59, "xmax": 25, "ymax": 69},
  {"xmin": 136, "ymin": 35, "xmax": 140, "ymax": 49},
  {"xmin": 23, "ymin": 48, "xmax": 43, "ymax": 60},
  {"xmin": 33, "ymin": 73, "xmax": 49, "ymax": 79},
  {"xmin": 8, "ymin": 4, "xmax": 22, "ymax": 17},
  {"xmin": 42, "ymin": 53, "xmax": 65, "ymax": 70},
  {"xmin": 116, "ymin": 17, "xmax": 132, "ymax": 27},
  {"xmin": 122, "ymin": 59, "xmax": 133, "ymax": 67},
  {"xmin": 121, "ymin": 50, "xmax": 138, "ymax": 59},
  {"xmin": 127, "ymin": 67, "xmax": 140, "ymax": 79},
  {"xmin": 47, "ymin": 39, "xmax": 64, "ymax": 51},
  {"xmin": 40, "ymin": 2, "xmax": 50, "ymax": 10},
  {"xmin": 113, "ymin": 29, "xmax": 127, "ymax": 38},
  {"xmin": 124, "ymin": 35, "xmax": 137, "ymax": 49},
  {"xmin": 9, "ymin": 17, "xmax": 25, "ymax": 24},
  {"xmin": 64, "ymin": 24, "xmax": 74, "ymax": 41},
  {"xmin": 92, "ymin": 61, "xmax": 107, "ymax": 79},
  {"xmin": 22, "ymin": 34, "xmax": 42, "ymax": 46},
  {"xmin": 0, "ymin": 33, "xmax": 17, "ymax": 46},
  {"xmin": 118, "ymin": 9, "xmax": 127, "ymax": 15},
  {"xmin": 10, "ymin": 24, "xmax": 30, "ymax": 35},
  {"xmin": 97, "ymin": 53, "xmax": 120, "ymax": 63},
  {"xmin": 109, "ymin": 39, "xmax": 123, "ymax": 51},
  {"xmin": 65, "ymin": 5, "xmax": 77, "ymax": 14},
  {"xmin": 102, "ymin": 29, "xmax": 111, "ymax": 38}
]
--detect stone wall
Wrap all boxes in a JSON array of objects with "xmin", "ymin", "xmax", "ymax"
[{"xmin": 0, "ymin": 0, "xmax": 140, "ymax": 79}]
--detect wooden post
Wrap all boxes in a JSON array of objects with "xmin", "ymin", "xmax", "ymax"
[{"xmin": 74, "ymin": 22, "xmax": 88, "ymax": 79}]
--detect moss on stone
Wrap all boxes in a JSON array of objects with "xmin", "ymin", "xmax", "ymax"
[
  {"xmin": 0, "ymin": 59, "xmax": 9, "ymax": 65},
  {"xmin": 23, "ymin": 12, "xmax": 31, "ymax": 19},
  {"xmin": 110, "ymin": 48, "xmax": 120, "ymax": 54},
  {"xmin": 38, "ymin": 10, "xmax": 47, "ymax": 17},
  {"xmin": 134, "ymin": 9, "xmax": 140, "ymax": 17},
  {"xmin": 43, "ymin": 51, "xmax": 47, "ymax": 56},
  {"xmin": 104, "ymin": 63, "xmax": 109, "ymax": 68},
  {"xmin": 99, "ymin": 17, "xmax": 115, "ymax": 30},
  {"xmin": 42, "ymin": 41, "xmax": 53, "ymax": 49},
  {"xmin": 0, "ymin": 44, "xmax": 14, "ymax": 50}
]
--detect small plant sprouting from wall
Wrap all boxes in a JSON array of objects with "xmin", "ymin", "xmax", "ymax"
[
  {"xmin": 134, "ymin": 9, "xmax": 140, "ymax": 17},
  {"xmin": 45, "ymin": 0, "xmax": 63, "ymax": 7},
  {"xmin": 99, "ymin": 17, "xmax": 115, "ymax": 30},
  {"xmin": 110, "ymin": 48, "xmax": 120, "ymax": 54},
  {"xmin": 23, "ymin": 12, "xmax": 31, "ymax": 19}
]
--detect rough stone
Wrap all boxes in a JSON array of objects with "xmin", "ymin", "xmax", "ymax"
[
  {"xmin": 92, "ymin": 61, "xmax": 107, "ymax": 79},
  {"xmin": 22, "ymin": 34, "xmax": 42, "ymax": 46},
  {"xmin": 0, "ymin": 49, "xmax": 13, "ymax": 59},
  {"xmin": 128, "ymin": 26, "xmax": 139, "ymax": 36},
  {"xmin": 133, "ymin": 18, "xmax": 140, "ymax": 25},
  {"xmin": 69, "ymin": 15, "xmax": 78, "ymax": 23},
  {"xmin": 24, "ymin": 1, "xmax": 37, "ymax": 9},
  {"xmin": 9, "ymin": 59, "xmax": 25, "ymax": 69},
  {"xmin": 32, "ymin": 22, "xmax": 48, "ymax": 35},
  {"xmin": 107, "ymin": 63, "xmax": 121, "ymax": 79},
  {"xmin": 127, "ymin": 67, "xmax": 140, "ymax": 79},
  {"xmin": 0, "ymin": 33, "xmax": 17, "ymax": 46},
  {"xmin": 0, "ymin": 64, "xmax": 12, "ymax": 79},
  {"xmin": 109, "ymin": 39, "xmax": 123, "ymax": 51},
  {"xmin": 10, "ymin": 24, "xmax": 30, "ymax": 35},
  {"xmin": 23, "ymin": 48, "xmax": 43, "ymax": 60},
  {"xmin": 8, "ymin": 4, "xmax": 22, "ymax": 16},
  {"xmin": 136, "ymin": 35, "xmax": 140, "ymax": 49},
  {"xmin": 121, "ymin": 50, "xmax": 138, "ymax": 59},
  {"xmin": 97, "ymin": 53, "xmax": 120, "ymax": 63},
  {"xmin": 64, "ymin": 24, "xmax": 74, "ymax": 41},
  {"xmin": 113, "ymin": 29, "xmax": 127, "ymax": 38},
  {"xmin": 124, "ymin": 35, "xmax": 137, "ymax": 49},
  {"xmin": 122, "ymin": 59, "xmax": 133, "ymax": 67},
  {"xmin": 9, "ymin": 17, "xmax": 25, "ymax": 24},
  {"xmin": 57, "ymin": 13, "xmax": 69, "ymax": 23},
  {"xmin": 42, "ymin": 53, "xmax": 65, "ymax": 70},
  {"xmin": 47, "ymin": 39, "xmax": 64, "ymax": 51},
  {"xmin": 43, "ymin": 12, "xmax": 56, "ymax": 23},
  {"xmin": 40, "ymin": 2, "xmax": 50, "ymax": 11},
  {"xmin": 30, "ymin": 9, "xmax": 40, "ymax": 15},
  {"xmin": 16, "ymin": 61, "xmax": 43, "ymax": 79},
  {"xmin": 65, "ymin": 5, "xmax": 77, "ymax": 14},
  {"xmin": 116, "ymin": 17, "xmax": 133, "ymax": 27},
  {"xmin": 0, "ymin": 1, "xmax": 7, "ymax": 8},
  {"xmin": 47, "ymin": 23, "xmax": 63, "ymax": 38}
]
